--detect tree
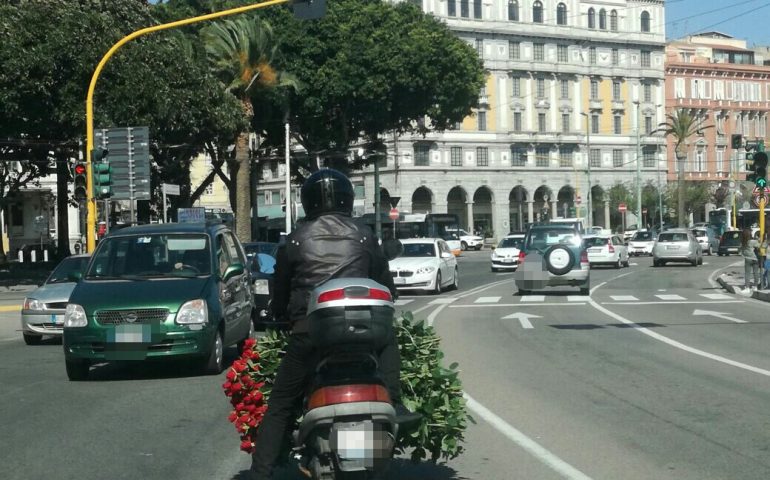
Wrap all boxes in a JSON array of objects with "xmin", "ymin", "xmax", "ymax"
[
  {"xmin": 202, "ymin": 16, "xmax": 297, "ymax": 242},
  {"xmin": 659, "ymin": 109, "xmax": 712, "ymax": 227},
  {"xmin": 607, "ymin": 182, "xmax": 631, "ymax": 232},
  {"xmin": 664, "ymin": 181, "xmax": 711, "ymax": 221}
]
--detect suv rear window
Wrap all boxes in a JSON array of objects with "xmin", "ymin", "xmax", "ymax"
[
  {"xmin": 724, "ymin": 231, "xmax": 740, "ymax": 240},
  {"xmin": 658, "ymin": 233, "xmax": 688, "ymax": 242},
  {"xmin": 526, "ymin": 228, "xmax": 580, "ymax": 250}
]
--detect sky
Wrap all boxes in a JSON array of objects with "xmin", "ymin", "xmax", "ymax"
[{"xmin": 665, "ymin": 0, "xmax": 770, "ymax": 45}]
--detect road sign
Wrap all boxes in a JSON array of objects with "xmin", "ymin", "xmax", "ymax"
[
  {"xmin": 162, "ymin": 183, "xmax": 180, "ymax": 195},
  {"xmin": 94, "ymin": 127, "xmax": 151, "ymax": 201},
  {"xmin": 389, "ymin": 208, "xmax": 399, "ymax": 221},
  {"xmin": 642, "ymin": 207, "xmax": 648, "ymax": 214},
  {"xmin": 178, "ymin": 207, "xmax": 206, "ymax": 223},
  {"xmin": 618, "ymin": 203, "xmax": 627, "ymax": 212},
  {"xmin": 752, "ymin": 186, "xmax": 770, "ymax": 207},
  {"xmin": 575, "ymin": 195, "xmax": 582, "ymax": 205}
]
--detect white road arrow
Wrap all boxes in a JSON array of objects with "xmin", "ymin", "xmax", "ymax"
[
  {"xmin": 502, "ymin": 312, "xmax": 542, "ymax": 329},
  {"xmin": 693, "ymin": 309, "xmax": 747, "ymax": 324}
]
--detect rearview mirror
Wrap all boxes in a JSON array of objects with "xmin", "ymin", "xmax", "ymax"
[
  {"xmin": 382, "ymin": 239, "xmax": 403, "ymax": 261},
  {"xmin": 223, "ymin": 263, "xmax": 245, "ymax": 282}
]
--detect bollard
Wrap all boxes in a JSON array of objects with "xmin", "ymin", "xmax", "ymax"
[
  {"xmin": 18, "ymin": 250, "xmax": 23, "ymax": 263},
  {"xmin": 31, "ymin": 250, "xmax": 37, "ymax": 263}
]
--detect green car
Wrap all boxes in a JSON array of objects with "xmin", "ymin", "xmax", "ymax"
[{"xmin": 62, "ymin": 222, "xmax": 254, "ymax": 381}]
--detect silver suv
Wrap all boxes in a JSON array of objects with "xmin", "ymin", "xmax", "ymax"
[
  {"xmin": 515, "ymin": 225, "xmax": 590, "ymax": 295},
  {"xmin": 653, "ymin": 229, "xmax": 703, "ymax": 267}
]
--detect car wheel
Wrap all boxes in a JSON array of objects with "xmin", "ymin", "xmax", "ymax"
[
  {"xmin": 579, "ymin": 283, "xmax": 590, "ymax": 295},
  {"xmin": 23, "ymin": 333, "xmax": 42, "ymax": 345},
  {"xmin": 691, "ymin": 259, "xmax": 697, "ymax": 266},
  {"xmin": 450, "ymin": 268, "xmax": 459, "ymax": 290},
  {"xmin": 202, "ymin": 329, "xmax": 224, "ymax": 375},
  {"xmin": 475, "ymin": 245, "xmax": 483, "ymax": 251},
  {"xmin": 614, "ymin": 258, "xmax": 621, "ymax": 269},
  {"xmin": 65, "ymin": 358, "xmax": 90, "ymax": 381},
  {"xmin": 623, "ymin": 259, "xmax": 630, "ymax": 268},
  {"xmin": 491, "ymin": 267, "xmax": 497, "ymax": 272},
  {"xmin": 433, "ymin": 272, "xmax": 442, "ymax": 295},
  {"xmin": 237, "ymin": 319, "xmax": 255, "ymax": 353},
  {"xmin": 707, "ymin": 247, "xmax": 712, "ymax": 256},
  {"xmin": 697, "ymin": 256, "xmax": 703, "ymax": 266},
  {"xmin": 518, "ymin": 288, "xmax": 530, "ymax": 295},
  {"xmin": 461, "ymin": 241, "xmax": 468, "ymax": 251}
]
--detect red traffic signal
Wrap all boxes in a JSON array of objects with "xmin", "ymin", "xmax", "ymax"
[
  {"xmin": 74, "ymin": 164, "xmax": 86, "ymax": 176},
  {"xmin": 73, "ymin": 161, "xmax": 88, "ymax": 200}
]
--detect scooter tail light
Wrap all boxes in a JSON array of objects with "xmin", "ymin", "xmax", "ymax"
[
  {"xmin": 307, "ymin": 384, "xmax": 391, "ymax": 410},
  {"xmin": 317, "ymin": 288, "xmax": 392, "ymax": 304}
]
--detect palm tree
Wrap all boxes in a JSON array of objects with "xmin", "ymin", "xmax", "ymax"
[
  {"xmin": 203, "ymin": 17, "xmax": 297, "ymax": 242},
  {"xmin": 659, "ymin": 109, "xmax": 712, "ymax": 227}
]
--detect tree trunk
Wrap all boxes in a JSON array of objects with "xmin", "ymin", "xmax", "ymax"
[
  {"xmin": 677, "ymin": 153, "xmax": 686, "ymax": 228},
  {"xmin": 234, "ymin": 132, "xmax": 251, "ymax": 242},
  {"xmin": 56, "ymin": 153, "xmax": 71, "ymax": 259}
]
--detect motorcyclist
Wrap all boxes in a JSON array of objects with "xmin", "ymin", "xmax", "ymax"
[{"xmin": 250, "ymin": 168, "xmax": 417, "ymax": 479}]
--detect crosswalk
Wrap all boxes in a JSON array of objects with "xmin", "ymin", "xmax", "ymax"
[{"xmin": 396, "ymin": 292, "xmax": 736, "ymax": 307}]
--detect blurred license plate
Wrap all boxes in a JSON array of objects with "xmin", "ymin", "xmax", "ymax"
[
  {"xmin": 108, "ymin": 325, "xmax": 151, "ymax": 343},
  {"xmin": 394, "ymin": 277, "xmax": 406, "ymax": 285},
  {"xmin": 503, "ymin": 259, "xmax": 514, "ymax": 263},
  {"xmin": 666, "ymin": 245, "xmax": 678, "ymax": 250},
  {"xmin": 589, "ymin": 248, "xmax": 601, "ymax": 253}
]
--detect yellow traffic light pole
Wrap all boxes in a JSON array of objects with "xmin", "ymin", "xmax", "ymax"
[{"xmin": 85, "ymin": 0, "xmax": 291, "ymax": 252}]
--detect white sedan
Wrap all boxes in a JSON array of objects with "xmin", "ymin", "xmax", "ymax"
[
  {"xmin": 389, "ymin": 238, "xmax": 459, "ymax": 293},
  {"xmin": 491, "ymin": 234, "xmax": 525, "ymax": 272}
]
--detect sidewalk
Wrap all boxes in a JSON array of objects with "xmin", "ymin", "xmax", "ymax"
[{"xmin": 716, "ymin": 267, "xmax": 770, "ymax": 302}]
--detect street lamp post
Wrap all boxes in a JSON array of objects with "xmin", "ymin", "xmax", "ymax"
[
  {"xmin": 580, "ymin": 112, "xmax": 592, "ymax": 227},
  {"xmin": 634, "ymin": 101, "xmax": 642, "ymax": 228}
]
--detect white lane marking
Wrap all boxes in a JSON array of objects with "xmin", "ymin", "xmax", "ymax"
[
  {"xmin": 630, "ymin": 262, "xmax": 639, "ymax": 266},
  {"xmin": 610, "ymin": 295, "xmax": 638, "ymax": 301},
  {"xmin": 699, "ymin": 293, "xmax": 732, "ymax": 300},
  {"xmin": 520, "ymin": 295, "xmax": 545, "ymax": 302},
  {"xmin": 475, "ymin": 296, "xmax": 501, "ymax": 304},
  {"xmin": 567, "ymin": 296, "xmax": 586, "ymax": 302},
  {"xmin": 604, "ymin": 300, "xmax": 744, "ymax": 306},
  {"xmin": 411, "ymin": 304, "xmax": 434, "ymax": 315},
  {"xmin": 428, "ymin": 297, "xmax": 458, "ymax": 305},
  {"xmin": 693, "ymin": 309, "xmax": 747, "ymax": 323},
  {"xmin": 394, "ymin": 299, "xmax": 414, "ymax": 306},
  {"xmin": 451, "ymin": 303, "xmax": 587, "ymax": 308},
  {"xmin": 657, "ymin": 289, "xmax": 666, "ymax": 292},
  {"xmin": 426, "ymin": 303, "xmax": 449, "ymax": 327},
  {"xmin": 588, "ymin": 298, "xmax": 770, "ymax": 378},
  {"xmin": 502, "ymin": 312, "xmax": 541, "ymax": 329},
  {"xmin": 655, "ymin": 294, "xmax": 686, "ymax": 301},
  {"xmin": 463, "ymin": 393, "xmax": 594, "ymax": 480}
]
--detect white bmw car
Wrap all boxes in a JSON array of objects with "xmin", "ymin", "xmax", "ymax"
[
  {"xmin": 389, "ymin": 238, "xmax": 459, "ymax": 293},
  {"xmin": 491, "ymin": 233, "xmax": 525, "ymax": 272}
]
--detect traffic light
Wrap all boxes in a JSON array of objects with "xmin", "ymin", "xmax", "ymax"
[
  {"xmin": 755, "ymin": 151, "xmax": 768, "ymax": 188},
  {"xmin": 731, "ymin": 134, "xmax": 743, "ymax": 149},
  {"xmin": 73, "ymin": 162, "xmax": 88, "ymax": 201},
  {"xmin": 91, "ymin": 147, "xmax": 111, "ymax": 199}
]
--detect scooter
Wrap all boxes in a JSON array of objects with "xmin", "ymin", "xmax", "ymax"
[{"xmin": 294, "ymin": 277, "xmax": 399, "ymax": 479}]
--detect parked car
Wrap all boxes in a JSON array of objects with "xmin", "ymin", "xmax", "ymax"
[
  {"xmin": 389, "ymin": 238, "xmax": 458, "ymax": 293},
  {"xmin": 717, "ymin": 230, "xmax": 742, "ymax": 256},
  {"xmin": 514, "ymin": 225, "xmax": 589, "ymax": 295},
  {"xmin": 62, "ymin": 222, "xmax": 254, "ymax": 381},
  {"xmin": 21, "ymin": 254, "xmax": 91, "ymax": 345},
  {"xmin": 583, "ymin": 234, "xmax": 629, "ymax": 268},
  {"xmin": 653, "ymin": 229, "xmax": 703, "ymax": 267},
  {"xmin": 690, "ymin": 227, "xmax": 718, "ymax": 256},
  {"xmin": 628, "ymin": 230, "xmax": 655, "ymax": 256},
  {"xmin": 491, "ymin": 233, "xmax": 525, "ymax": 272},
  {"xmin": 445, "ymin": 228, "xmax": 484, "ymax": 251}
]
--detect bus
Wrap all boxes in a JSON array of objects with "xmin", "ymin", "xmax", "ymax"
[{"xmin": 358, "ymin": 212, "xmax": 461, "ymax": 241}]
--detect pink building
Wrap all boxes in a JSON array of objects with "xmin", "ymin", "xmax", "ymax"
[{"xmin": 665, "ymin": 33, "xmax": 770, "ymax": 186}]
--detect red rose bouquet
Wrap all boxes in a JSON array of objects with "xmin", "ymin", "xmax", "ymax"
[{"xmin": 222, "ymin": 337, "xmax": 267, "ymax": 453}]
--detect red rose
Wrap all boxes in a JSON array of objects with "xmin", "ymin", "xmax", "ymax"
[
  {"xmin": 222, "ymin": 381, "xmax": 232, "ymax": 390},
  {"xmin": 228, "ymin": 412, "xmax": 238, "ymax": 423},
  {"xmin": 244, "ymin": 338, "xmax": 256, "ymax": 349},
  {"xmin": 226, "ymin": 370, "xmax": 236, "ymax": 381},
  {"xmin": 240, "ymin": 439, "xmax": 254, "ymax": 452},
  {"xmin": 230, "ymin": 383, "xmax": 242, "ymax": 392}
]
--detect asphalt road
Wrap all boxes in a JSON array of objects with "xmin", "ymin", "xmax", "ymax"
[{"xmin": 1, "ymin": 251, "xmax": 768, "ymax": 479}]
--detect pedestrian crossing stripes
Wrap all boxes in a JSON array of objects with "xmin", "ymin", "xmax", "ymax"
[
  {"xmin": 610, "ymin": 295, "xmax": 638, "ymax": 301},
  {"xmin": 446, "ymin": 292, "xmax": 745, "ymax": 308},
  {"xmin": 520, "ymin": 295, "xmax": 545, "ymax": 303},
  {"xmin": 655, "ymin": 294, "xmax": 687, "ymax": 301},
  {"xmin": 394, "ymin": 299, "xmax": 414, "ymax": 306},
  {"xmin": 474, "ymin": 296, "xmax": 502, "ymax": 304},
  {"xmin": 700, "ymin": 293, "xmax": 732, "ymax": 300}
]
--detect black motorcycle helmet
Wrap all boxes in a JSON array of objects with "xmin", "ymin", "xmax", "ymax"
[{"xmin": 300, "ymin": 168, "xmax": 354, "ymax": 219}]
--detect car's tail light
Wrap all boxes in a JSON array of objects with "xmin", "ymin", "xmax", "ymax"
[
  {"xmin": 518, "ymin": 251, "xmax": 526, "ymax": 264},
  {"xmin": 607, "ymin": 244, "xmax": 615, "ymax": 253},
  {"xmin": 580, "ymin": 250, "xmax": 589, "ymax": 264},
  {"xmin": 307, "ymin": 384, "xmax": 391, "ymax": 409},
  {"xmin": 317, "ymin": 287, "xmax": 392, "ymax": 303}
]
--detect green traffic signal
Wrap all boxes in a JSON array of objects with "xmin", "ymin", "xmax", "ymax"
[
  {"xmin": 754, "ymin": 152, "xmax": 768, "ymax": 188},
  {"xmin": 91, "ymin": 148, "xmax": 112, "ymax": 199}
]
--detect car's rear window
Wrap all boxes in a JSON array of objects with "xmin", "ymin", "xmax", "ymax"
[
  {"xmin": 724, "ymin": 231, "xmax": 740, "ymax": 240},
  {"xmin": 659, "ymin": 233, "xmax": 688, "ymax": 242},
  {"xmin": 498, "ymin": 237, "xmax": 524, "ymax": 249},
  {"xmin": 583, "ymin": 237, "xmax": 609, "ymax": 247},
  {"xmin": 632, "ymin": 231, "xmax": 653, "ymax": 241},
  {"xmin": 526, "ymin": 229, "xmax": 580, "ymax": 250},
  {"xmin": 692, "ymin": 229, "xmax": 707, "ymax": 237}
]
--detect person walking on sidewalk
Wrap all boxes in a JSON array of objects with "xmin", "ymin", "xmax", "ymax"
[
  {"xmin": 762, "ymin": 232, "xmax": 770, "ymax": 289},
  {"xmin": 741, "ymin": 228, "xmax": 760, "ymax": 290}
]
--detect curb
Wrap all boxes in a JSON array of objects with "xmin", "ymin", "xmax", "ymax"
[{"xmin": 716, "ymin": 274, "xmax": 770, "ymax": 302}]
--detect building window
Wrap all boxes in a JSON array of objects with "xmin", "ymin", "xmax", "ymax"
[
  {"xmin": 640, "ymin": 11, "xmax": 650, "ymax": 32},
  {"xmin": 414, "ymin": 144, "xmax": 430, "ymax": 166},
  {"xmin": 716, "ymin": 148, "xmax": 724, "ymax": 173},
  {"xmin": 588, "ymin": 8, "xmax": 595, "ymax": 29},
  {"xmin": 612, "ymin": 81, "xmax": 621, "ymax": 100},
  {"xmin": 476, "ymin": 147, "xmax": 489, "ymax": 166},
  {"xmin": 451, "ymin": 147, "xmax": 463, "ymax": 167},
  {"xmin": 559, "ymin": 147, "xmax": 573, "ymax": 167},
  {"xmin": 611, "ymin": 48, "xmax": 619, "ymax": 66},
  {"xmin": 612, "ymin": 149, "xmax": 623, "ymax": 167},
  {"xmin": 204, "ymin": 183, "xmax": 214, "ymax": 196},
  {"xmin": 589, "ymin": 47, "xmax": 596, "ymax": 65},
  {"xmin": 557, "ymin": 3, "xmax": 567, "ymax": 25},
  {"xmin": 536, "ymin": 146, "xmax": 550, "ymax": 167},
  {"xmin": 509, "ymin": 41, "xmax": 520, "ymax": 59},
  {"xmin": 590, "ymin": 149, "xmax": 602, "ymax": 168},
  {"xmin": 538, "ymin": 113, "xmax": 547, "ymax": 133},
  {"xmin": 534, "ymin": 43, "xmax": 545, "ymax": 61},
  {"xmin": 473, "ymin": 0, "xmax": 482, "ymax": 19},
  {"xmin": 477, "ymin": 111, "xmax": 487, "ymax": 131},
  {"xmin": 641, "ymin": 51, "xmax": 651, "ymax": 67},
  {"xmin": 511, "ymin": 146, "xmax": 527, "ymax": 166},
  {"xmin": 696, "ymin": 149, "xmax": 705, "ymax": 172},
  {"xmin": 536, "ymin": 77, "xmax": 546, "ymax": 98},
  {"xmin": 513, "ymin": 112, "xmax": 522, "ymax": 132},
  {"xmin": 475, "ymin": 38, "xmax": 483, "ymax": 56},
  {"xmin": 557, "ymin": 45, "xmax": 568, "ymax": 63},
  {"xmin": 590, "ymin": 79, "xmax": 599, "ymax": 99},
  {"xmin": 644, "ymin": 115, "xmax": 653, "ymax": 134},
  {"xmin": 460, "ymin": 0, "xmax": 469, "ymax": 17},
  {"xmin": 448, "ymin": 0, "xmax": 456, "ymax": 16},
  {"xmin": 532, "ymin": 0, "xmax": 543, "ymax": 23},
  {"xmin": 508, "ymin": 0, "xmax": 519, "ymax": 21},
  {"xmin": 454, "ymin": 121, "xmax": 462, "ymax": 130},
  {"xmin": 610, "ymin": 10, "xmax": 618, "ymax": 31},
  {"xmin": 643, "ymin": 147, "xmax": 656, "ymax": 168},
  {"xmin": 562, "ymin": 113, "xmax": 570, "ymax": 133},
  {"xmin": 411, "ymin": 0, "xmax": 423, "ymax": 9},
  {"xmin": 511, "ymin": 76, "xmax": 521, "ymax": 96},
  {"xmin": 591, "ymin": 114, "xmax": 599, "ymax": 134},
  {"xmin": 614, "ymin": 115, "xmax": 622, "ymax": 134},
  {"xmin": 560, "ymin": 79, "xmax": 569, "ymax": 99},
  {"xmin": 599, "ymin": 9, "xmax": 607, "ymax": 29},
  {"xmin": 644, "ymin": 83, "xmax": 652, "ymax": 102}
]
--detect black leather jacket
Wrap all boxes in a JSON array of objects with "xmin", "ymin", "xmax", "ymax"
[{"xmin": 272, "ymin": 213, "xmax": 397, "ymax": 333}]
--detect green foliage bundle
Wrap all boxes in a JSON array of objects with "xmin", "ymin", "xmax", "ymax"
[{"xmin": 226, "ymin": 311, "xmax": 469, "ymax": 462}]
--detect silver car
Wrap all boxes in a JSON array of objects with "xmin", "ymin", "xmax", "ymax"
[
  {"xmin": 652, "ymin": 229, "xmax": 702, "ymax": 267},
  {"xmin": 21, "ymin": 254, "xmax": 90, "ymax": 345}
]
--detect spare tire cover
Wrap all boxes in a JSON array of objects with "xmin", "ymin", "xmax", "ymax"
[{"xmin": 545, "ymin": 246, "xmax": 574, "ymax": 276}]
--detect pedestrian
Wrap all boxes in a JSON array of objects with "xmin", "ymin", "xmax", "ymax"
[
  {"xmin": 740, "ymin": 228, "xmax": 760, "ymax": 290},
  {"xmin": 761, "ymin": 232, "xmax": 770, "ymax": 289}
]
